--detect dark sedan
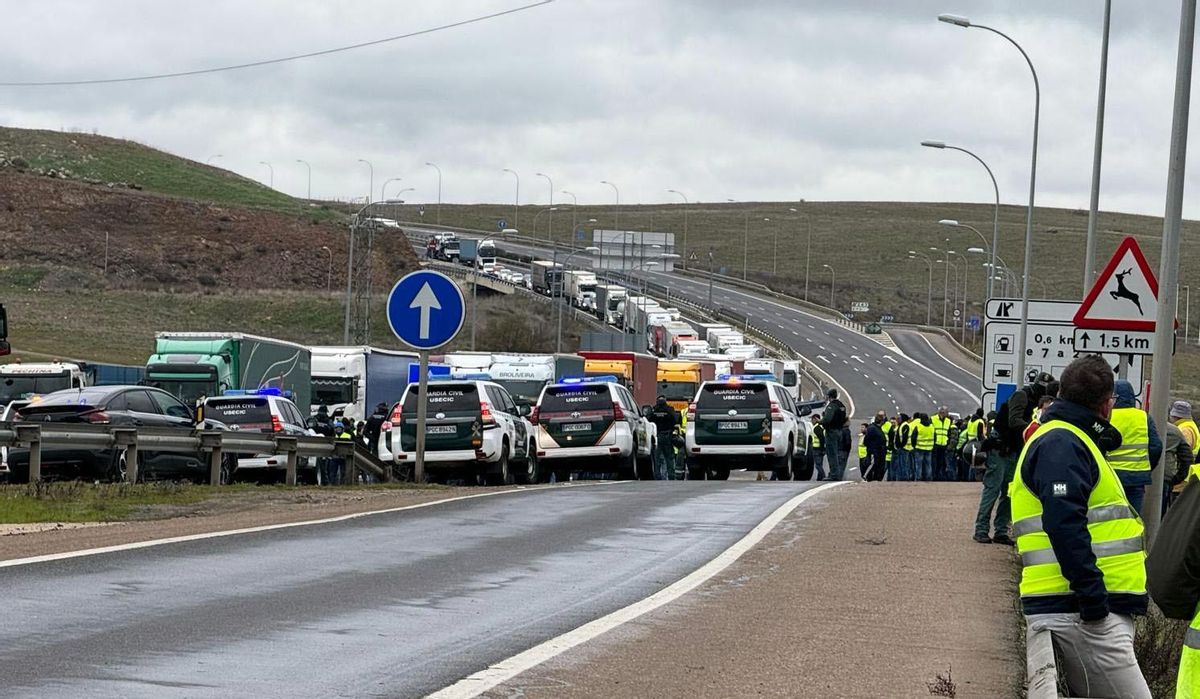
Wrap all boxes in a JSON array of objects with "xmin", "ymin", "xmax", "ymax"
[{"xmin": 7, "ymin": 386, "xmax": 212, "ymax": 483}]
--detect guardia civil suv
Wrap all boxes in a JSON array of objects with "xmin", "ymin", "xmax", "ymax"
[
  {"xmin": 684, "ymin": 376, "xmax": 811, "ymax": 481},
  {"xmin": 386, "ymin": 377, "xmax": 536, "ymax": 485},
  {"xmin": 532, "ymin": 376, "xmax": 654, "ymax": 482}
]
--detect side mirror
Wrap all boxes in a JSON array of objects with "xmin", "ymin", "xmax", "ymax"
[
  {"xmin": 800, "ymin": 407, "xmax": 812, "ymax": 417},
  {"xmin": 641, "ymin": 405, "xmax": 652, "ymax": 417},
  {"xmin": 519, "ymin": 404, "xmax": 532, "ymax": 417}
]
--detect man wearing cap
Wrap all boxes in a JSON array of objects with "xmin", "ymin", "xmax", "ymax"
[
  {"xmin": 819, "ymin": 388, "xmax": 850, "ymax": 481},
  {"xmin": 647, "ymin": 395, "xmax": 681, "ymax": 480}
]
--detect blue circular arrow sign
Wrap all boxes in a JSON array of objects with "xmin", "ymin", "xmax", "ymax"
[{"xmin": 386, "ymin": 270, "xmax": 465, "ymax": 350}]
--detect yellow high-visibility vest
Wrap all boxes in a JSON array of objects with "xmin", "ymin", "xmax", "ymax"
[
  {"xmin": 1180, "ymin": 608, "xmax": 1199, "ymax": 698},
  {"xmin": 1009, "ymin": 420, "xmax": 1146, "ymax": 604},
  {"xmin": 881, "ymin": 421, "xmax": 893, "ymax": 462},
  {"xmin": 1107, "ymin": 407, "xmax": 1151, "ymax": 473},
  {"xmin": 915, "ymin": 422, "xmax": 935, "ymax": 451},
  {"xmin": 1178, "ymin": 418, "xmax": 1200, "ymax": 458},
  {"xmin": 857, "ymin": 438, "xmax": 868, "ymax": 459},
  {"xmin": 932, "ymin": 415, "xmax": 952, "ymax": 447}
]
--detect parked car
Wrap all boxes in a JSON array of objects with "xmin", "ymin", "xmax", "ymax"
[
  {"xmin": 200, "ymin": 389, "xmax": 319, "ymax": 484},
  {"xmin": 531, "ymin": 376, "xmax": 655, "ymax": 482},
  {"xmin": 684, "ymin": 376, "xmax": 811, "ymax": 481},
  {"xmin": 6, "ymin": 386, "xmax": 216, "ymax": 483},
  {"xmin": 0, "ymin": 399, "xmax": 30, "ymax": 482},
  {"xmin": 382, "ymin": 378, "xmax": 536, "ymax": 485}
]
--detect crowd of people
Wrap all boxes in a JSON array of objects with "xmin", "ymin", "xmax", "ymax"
[
  {"xmin": 306, "ymin": 402, "xmax": 390, "ymax": 485},
  {"xmin": 835, "ymin": 405, "xmax": 986, "ymax": 484}
]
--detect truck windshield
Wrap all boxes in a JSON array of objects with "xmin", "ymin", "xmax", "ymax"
[
  {"xmin": 149, "ymin": 379, "xmax": 213, "ymax": 406},
  {"xmin": 783, "ymin": 370, "xmax": 798, "ymax": 387},
  {"xmin": 657, "ymin": 380, "xmax": 698, "ymax": 401},
  {"xmin": 0, "ymin": 373, "xmax": 72, "ymax": 402},
  {"xmin": 494, "ymin": 380, "xmax": 545, "ymax": 404},
  {"xmin": 312, "ymin": 377, "xmax": 355, "ymax": 407}
]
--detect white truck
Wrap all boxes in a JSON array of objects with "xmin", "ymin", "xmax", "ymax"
[
  {"xmin": 782, "ymin": 360, "xmax": 802, "ymax": 401},
  {"xmin": 309, "ymin": 346, "xmax": 417, "ymax": 423},
  {"xmin": 744, "ymin": 358, "xmax": 785, "ymax": 381},
  {"xmin": 563, "ymin": 271, "xmax": 599, "ymax": 311},
  {"xmin": 594, "ymin": 285, "xmax": 628, "ymax": 326},
  {"xmin": 623, "ymin": 296, "xmax": 663, "ymax": 334},
  {"xmin": 708, "ymin": 329, "xmax": 745, "ymax": 353},
  {"xmin": 0, "ymin": 362, "xmax": 88, "ymax": 405},
  {"xmin": 487, "ymin": 353, "xmax": 585, "ymax": 405},
  {"xmin": 695, "ymin": 323, "xmax": 733, "ymax": 340},
  {"xmin": 675, "ymin": 339, "xmax": 711, "ymax": 357}
]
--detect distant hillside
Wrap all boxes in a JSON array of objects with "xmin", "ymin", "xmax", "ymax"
[{"xmin": 0, "ymin": 126, "xmax": 302, "ymax": 212}]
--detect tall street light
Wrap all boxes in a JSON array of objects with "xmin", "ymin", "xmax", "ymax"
[
  {"xmin": 561, "ymin": 190, "xmax": 579, "ymax": 236},
  {"xmin": 1083, "ymin": 0, "xmax": 1113, "ymax": 291},
  {"xmin": 707, "ymin": 247, "xmax": 716, "ymax": 307},
  {"xmin": 502, "ymin": 169, "xmax": 520, "ymax": 227},
  {"xmin": 907, "ymin": 251, "xmax": 934, "ymax": 325},
  {"xmin": 667, "ymin": 189, "xmax": 689, "ymax": 269},
  {"xmin": 823, "ymin": 264, "xmax": 836, "ymax": 310},
  {"xmin": 425, "ymin": 162, "xmax": 442, "ymax": 224},
  {"xmin": 557, "ymin": 247, "xmax": 601, "ymax": 352},
  {"xmin": 380, "ymin": 177, "xmax": 402, "ymax": 203},
  {"xmin": 600, "ymin": 180, "xmax": 619, "ymax": 270},
  {"xmin": 536, "ymin": 173, "xmax": 554, "ymax": 244},
  {"xmin": 940, "ymin": 13, "xmax": 1040, "ymax": 385},
  {"xmin": 921, "ymin": 141, "xmax": 1000, "ymax": 300},
  {"xmin": 357, "ymin": 159, "xmax": 374, "ymax": 204},
  {"xmin": 946, "ymin": 250, "xmax": 966, "ymax": 327},
  {"xmin": 930, "ymin": 245, "xmax": 954, "ymax": 327},
  {"xmin": 295, "ymin": 159, "xmax": 312, "ymax": 201},
  {"xmin": 320, "ymin": 245, "xmax": 332, "ymax": 292},
  {"xmin": 259, "ymin": 161, "xmax": 274, "ymax": 189},
  {"xmin": 726, "ymin": 199, "xmax": 752, "ymax": 281},
  {"xmin": 470, "ymin": 236, "xmax": 505, "ymax": 350},
  {"xmin": 532, "ymin": 207, "xmax": 559, "ymax": 242}
]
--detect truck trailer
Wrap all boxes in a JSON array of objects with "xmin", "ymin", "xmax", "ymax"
[
  {"xmin": 655, "ymin": 360, "xmax": 716, "ymax": 414},
  {"xmin": 531, "ymin": 260, "xmax": 564, "ymax": 297},
  {"xmin": 563, "ymin": 271, "xmax": 599, "ymax": 311},
  {"xmin": 147, "ymin": 333, "xmax": 312, "ymax": 409},
  {"xmin": 593, "ymin": 285, "xmax": 628, "ymax": 326},
  {"xmin": 579, "ymin": 351, "xmax": 658, "ymax": 407},
  {"xmin": 310, "ymin": 346, "xmax": 417, "ymax": 422},
  {"xmin": 459, "ymin": 239, "xmax": 498, "ymax": 269}
]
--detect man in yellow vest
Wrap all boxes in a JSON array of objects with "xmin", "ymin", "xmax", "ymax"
[
  {"xmin": 1010, "ymin": 355, "xmax": 1150, "ymax": 698},
  {"xmin": 914, "ymin": 413, "xmax": 935, "ymax": 481},
  {"xmin": 1172, "ymin": 400, "xmax": 1200, "ymax": 459},
  {"xmin": 931, "ymin": 406, "xmax": 953, "ymax": 481},
  {"xmin": 1106, "ymin": 380, "xmax": 1162, "ymax": 515},
  {"xmin": 879, "ymin": 411, "xmax": 894, "ymax": 478}
]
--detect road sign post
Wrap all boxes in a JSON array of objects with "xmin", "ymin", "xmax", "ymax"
[{"xmin": 387, "ymin": 270, "xmax": 466, "ymax": 482}]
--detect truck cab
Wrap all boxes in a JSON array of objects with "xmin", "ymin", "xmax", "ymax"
[{"xmin": 0, "ymin": 362, "xmax": 88, "ymax": 404}]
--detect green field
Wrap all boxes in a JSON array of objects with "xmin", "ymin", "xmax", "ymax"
[
  {"xmin": 0, "ymin": 126, "xmax": 322, "ymax": 214},
  {"xmin": 416, "ymin": 201, "xmax": 1200, "ymax": 331}
]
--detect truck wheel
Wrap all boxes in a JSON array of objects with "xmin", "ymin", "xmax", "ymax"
[{"xmin": 774, "ymin": 442, "xmax": 794, "ymax": 481}]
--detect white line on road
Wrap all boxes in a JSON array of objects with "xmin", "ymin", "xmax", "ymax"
[
  {"xmin": 427, "ymin": 482, "xmax": 848, "ymax": 699},
  {"xmin": 0, "ymin": 482, "xmax": 625, "ymax": 569}
]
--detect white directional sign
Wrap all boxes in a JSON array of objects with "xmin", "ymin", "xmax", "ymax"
[
  {"xmin": 1075, "ymin": 236, "xmax": 1166, "ymax": 332},
  {"xmin": 983, "ymin": 298, "xmax": 1079, "ymax": 390},
  {"xmin": 1072, "ymin": 328, "xmax": 1156, "ymax": 355}
]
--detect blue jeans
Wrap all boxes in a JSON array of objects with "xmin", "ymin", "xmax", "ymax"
[
  {"xmin": 322, "ymin": 457, "xmax": 344, "ymax": 486},
  {"xmin": 914, "ymin": 450, "xmax": 933, "ymax": 481},
  {"xmin": 813, "ymin": 449, "xmax": 827, "ymax": 480},
  {"xmin": 824, "ymin": 428, "xmax": 846, "ymax": 481},
  {"xmin": 932, "ymin": 446, "xmax": 948, "ymax": 481},
  {"xmin": 975, "ymin": 451, "xmax": 1017, "ymax": 538},
  {"xmin": 891, "ymin": 451, "xmax": 907, "ymax": 481},
  {"xmin": 654, "ymin": 433, "xmax": 675, "ymax": 480}
]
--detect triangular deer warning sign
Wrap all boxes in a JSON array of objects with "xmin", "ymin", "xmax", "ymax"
[{"xmin": 1074, "ymin": 236, "xmax": 1173, "ymax": 331}]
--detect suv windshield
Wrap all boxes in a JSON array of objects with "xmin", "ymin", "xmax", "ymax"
[
  {"xmin": 205, "ymin": 398, "xmax": 273, "ymax": 429},
  {"xmin": 540, "ymin": 385, "xmax": 612, "ymax": 412},
  {"xmin": 697, "ymin": 383, "xmax": 770, "ymax": 410},
  {"xmin": 0, "ymin": 374, "xmax": 72, "ymax": 403},
  {"xmin": 656, "ymin": 380, "xmax": 697, "ymax": 401},
  {"xmin": 403, "ymin": 384, "xmax": 480, "ymax": 412}
]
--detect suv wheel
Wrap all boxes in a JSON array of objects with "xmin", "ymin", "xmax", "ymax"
[
  {"xmin": 774, "ymin": 440, "xmax": 794, "ymax": 481},
  {"xmin": 709, "ymin": 466, "xmax": 731, "ymax": 480},
  {"xmin": 795, "ymin": 446, "xmax": 815, "ymax": 481},
  {"xmin": 485, "ymin": 445, "xmax": 513, "ymax": 486},
  {"xmin": 619, "ymin": 449, "xmax": 638, "ymax": 481},
  {"xmin": 686, "ymin": 458, "xmax": 707, "ymax": 481},
  {"xmin": 518, "ymin": 445, "xmax": 539, "ymax": 485}
]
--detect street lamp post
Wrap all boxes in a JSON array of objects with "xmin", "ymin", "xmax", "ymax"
[
  {"xmin": 557, "ymin": 247, "xmax": 601, "ymax": 352},
  {"xmin": 921, "ymin": 141, "xmax": 1001, "ymax": 301},
  {"xmin": 424, "ymin": 162, "xmax": 442, "ymax": 224},
  {"xmin": 600, "ymin": 180, "xmax": 619, "ymax": 270},
  {"xmin": 707, "ymin": 248, "xmax": 715, "ymax": 307},
  {"xmin": 259, "ymin": 161, "xmax": 274, "ymax": 189},
  {"xmin": 940, "ymin": 13, "xmax": 1041, "ymax": 386},
  {"xmin": 536, "ymin": 173, "xmax": 554, "ymax": 243},
  {"xmin": 1083, "ymin": 0, "xmax": 1113, "ymax": 291},
  {"xmin": 561, "ymin": 190, "xmax": 579, "ymax": 237},
  {"xmin": 532, "ymin": 207, "xmax": 558, "ymax": 241},
  {"xmin": 357, "ymin": 159, "xmax": 374, "ymax": 205},
  {"xmin": 320, "ymin": 245, "xmax": 332, "ymax": 292},
  {"xmin": 805, "ymin": 214, "xmax": 812, "ymax": 301},
  {"xmin": 930, "ymin": 245, "xmax": 955, "ymax": 327},
  {"xmin": 908, "ymin": 251, "xmax": 934, "ymax": 325},
  {"xmin": 380, "ymin": 177, "xmax": 402, "ymax": 203},
  {"xmin": 295, "ymin": 159, "xmax": 312, "ymax": 201},
  {"xmin": 823, "ymin": 264, "xmax": 836, "ymax": 310},
  {"xmin": 667, "ymin": 189, "xmax": 689, "ymax": 269},
  {"xmin": 502, "ymin": 169, "xmax": 519, "ymax": 227}
]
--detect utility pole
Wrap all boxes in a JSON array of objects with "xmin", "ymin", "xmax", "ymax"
[{"xmin": 1083, "ymin": 0, "xmax": 1112, "ymax": 291}]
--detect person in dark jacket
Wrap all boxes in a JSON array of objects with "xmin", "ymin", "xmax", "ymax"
[
  {"xmin": 1146, "ymin": 466, "xmax": 1200, "ymax": 697},
  {"xmin": 820, "ymin": 388, "xmax": 849, "ymax": 481},
  {"xmin": 1012, "ymin": 356, "xmax": 1150, "ymax": 699},
  {"xmin": 647, "ymin": 395, "xmax": 680, "ymax": 480},
  {"xmin": 364, "ymin": 402, "xmax": 388, "ymax": 456},
  {"xmin": 863, "ymin": 415, "xmax": 887, "ymax": 481}
]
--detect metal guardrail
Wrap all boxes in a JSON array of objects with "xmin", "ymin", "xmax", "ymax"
[{"xmin": 0, "ymin": 423, "xmax": 378, "ymax": 486}]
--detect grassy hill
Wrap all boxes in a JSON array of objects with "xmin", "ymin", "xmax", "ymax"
[
  {"xmin": 0, "ymin": 126, "xmax": 307, "ymax": 213},
  {"xmin": 417, "ymin": 201, "xmax": 1200, "ymax": 331}
]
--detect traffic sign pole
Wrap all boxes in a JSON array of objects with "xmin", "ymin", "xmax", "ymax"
[{"xmin": 415, "ymin": 351, "xmax": 429, "ymax": 483}]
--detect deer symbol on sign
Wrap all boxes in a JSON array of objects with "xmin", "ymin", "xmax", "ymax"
[{"xmin": 1109, "ymin": 269, "xmax": 1144, "ymax": 316}]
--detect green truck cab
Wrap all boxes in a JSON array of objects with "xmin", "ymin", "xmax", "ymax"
[{"xmin": 146, "ymin": 332, "xmax": 312, "ymax": 409}]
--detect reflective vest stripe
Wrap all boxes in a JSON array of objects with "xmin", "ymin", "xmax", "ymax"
[
  {"xmin": 1107, "ymin": 408, "xmax": 1152, "ymax": 473},
  {"xmin": 1018, "ymin": 536, "xmax": 1143, "ymax": 567},
  {"xmin": 1187, "ymin": 626, "xmax": 1200, "ymax": 650},
  {"xmin": 1010, "ymin": 503, "xmax": 1137, "ymax": 538}
]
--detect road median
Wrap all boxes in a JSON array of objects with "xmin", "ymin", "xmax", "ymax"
[{"xmin": 484, "ymin": 482, "xmax": 1023, "ymax": 699}]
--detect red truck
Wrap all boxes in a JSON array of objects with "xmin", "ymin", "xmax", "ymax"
[{"xmin": 579, "ymin": 351, "xmax": 659, "ymax": 407}]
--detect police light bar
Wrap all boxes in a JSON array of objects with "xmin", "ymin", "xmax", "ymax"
[
  {"xmin": 409, "ymin": 363, "xmax": 452, "ymax": 383},
  {"xmin": 557, "ymin": 375, "xmax": 619, "ymax": 385},
  {"xmin": 223, "ymin": 387, "xmax": 293, "ymax": 399},
  {"xmin": 455, "ymin": 372, "xmax": 493, "ymax": 381}
]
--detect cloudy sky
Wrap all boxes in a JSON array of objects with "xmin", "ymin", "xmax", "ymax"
[{"xmin": 0, "ymin": 1, "xmax": 1195, "ymax": 217}]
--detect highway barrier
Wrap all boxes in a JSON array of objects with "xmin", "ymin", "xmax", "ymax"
[{"xmin": 0, "ymin": 422, "xmax": 378, "ymax": 486}]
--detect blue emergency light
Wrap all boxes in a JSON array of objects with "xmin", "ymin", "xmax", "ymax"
[
  {"xmin": 453, "ymin": 372, "xmax": 493, "ymax": 381},
  {"xmin": 409, "ymin": 363, "xmax": 452, "ymax": 383},
  {"xmin": 715, "ymin": 374, "xmax": 768, "ymax": 382},
  {"xmin": 557, "ymin": 375, "xmax": 619, "ymax": 385},
  {"xmin": 222, "ymin": 387, "xmax": 294, "ymax": 399}
]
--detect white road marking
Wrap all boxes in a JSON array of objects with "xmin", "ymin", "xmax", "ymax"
[
  {"xmin": 883, "ymin": 355, "xmax": 898, "ymax": 364},
  {"xmin": 817, "ymin": 355, "xmax": 830, "ymax": 364},
  {"xmin": 0, "ymin": 482, "xmax": 625, "ymax": 569},
  {"xmin": 427, "ymin": 482, "xmax": 848, "ymax": 699}
]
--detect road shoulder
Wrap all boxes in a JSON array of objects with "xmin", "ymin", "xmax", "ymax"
[{"xmin": 484, "ymin": 483, "xmax": 1022, "ymax": 699}]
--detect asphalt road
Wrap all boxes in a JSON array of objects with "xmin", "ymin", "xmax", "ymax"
[
  {"xmin": 0, "ymin": 482, "xmax": 823, "ymax": 698},
  {"xmin": 408, "ymin": 227, "xmax": 979, "ymax": 416},
  {"xmin": 886, "ymin": 328, "xmax": 982, "ymax": 400}
]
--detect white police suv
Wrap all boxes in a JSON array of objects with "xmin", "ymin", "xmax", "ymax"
[
  {"xmin": 386, "ymin": 376, "xmax": 536, "ymax": 485},
  {"xmin": 531, "ymin": 376, "xmax": 654, "ymax": 481},
  {"xmin": 200, "ymin": 388, "xmax": 320, "ymax": 484},
  {"xmin": 684, "ymin": 375, "xmax": 811, "ymax": 481}
]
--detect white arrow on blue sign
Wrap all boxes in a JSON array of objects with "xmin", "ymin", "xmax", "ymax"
[{"xmin": 386, "ymin": 270, "xmax": 465, "ymax": 350}]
